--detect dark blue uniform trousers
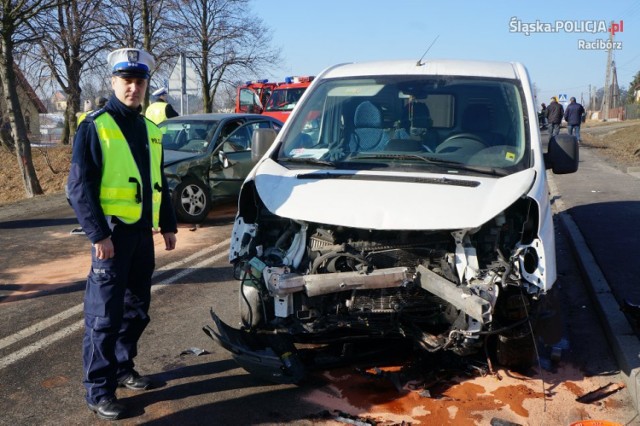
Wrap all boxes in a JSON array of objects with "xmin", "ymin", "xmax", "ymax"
[{"xmin": 82, "ymin": 226, "xmax": 155, "ymax": 405}]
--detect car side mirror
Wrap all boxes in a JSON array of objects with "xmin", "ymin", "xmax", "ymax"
[
  {"xmin": 544, "ymin": 134, "xmax": 579, "ymax": 174},
  {"xmin": 219, "ymin": 151, "xmax": 230, "ymax": 168},
  {"xmin": 251, "ymin": 128, "xmax": 278, "ymax": 161}
]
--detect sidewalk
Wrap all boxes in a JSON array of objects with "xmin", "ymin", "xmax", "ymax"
[{"xmin": 548, "ymin": 138, "xmax": 640, "ymax": 410}]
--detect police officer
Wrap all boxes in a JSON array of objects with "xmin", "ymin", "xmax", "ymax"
[
  {"xmin": 145, "ymin": 87, "xmax": 179, "ymax": 124},
  {"xmin": 67, "ymin": 48, "xmax": 177, "ymax": 421},
  {"xmin": 77, "ymin": 96, "xmax": 108, "ymax": 125}
]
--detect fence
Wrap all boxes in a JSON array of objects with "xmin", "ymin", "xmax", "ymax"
[
  {"xmin": 587, "ymin": 105, "xmax": 640, "ymax": 121},
  {"xmin": 625, "ymin": 104, "xmax": 640, "ymax": 120}
]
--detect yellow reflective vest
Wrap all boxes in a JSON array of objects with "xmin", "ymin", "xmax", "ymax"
[
  {"xmin": 78, "ymin": 110, "xmax": 92, "ymax": 125},
  {"xmin": 94, "ymin": 113, "xmax": 163, "ymax": 229},
  {"xmin": 145, "ymin": 101, "xmax": 168, "ymax": 125}
]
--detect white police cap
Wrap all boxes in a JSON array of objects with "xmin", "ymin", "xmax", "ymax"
[
  {"xmin": 107, "ymin": 48, "xmax": 155, "ymax": 79},
  {"xmin": 152, "ymin": 87, "xmax": 168, "ymax": 97}
]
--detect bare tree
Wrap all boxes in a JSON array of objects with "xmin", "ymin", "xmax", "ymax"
[
  {"xmin": 165, "ymin": 0, "xmax": 281, "ymax": 112},
  {"xmin": 0, "ymin": 0, "xmax": 59, "ymax": 197},
  {"xmin": 26, "ymin": 0, "xmax": 111, "ymax": 145},
  {"xmin": 104, "ymin": 0, "xmax": 177, "ymax": 108}
]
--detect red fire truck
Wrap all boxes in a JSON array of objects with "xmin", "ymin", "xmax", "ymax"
[
  {"xmin": 235, "ymin": 76, "xmax": 314, "ymax": 122},
  {"xmin": 235, "ymin": 79, "xmax": 278, "ymax": 114}
]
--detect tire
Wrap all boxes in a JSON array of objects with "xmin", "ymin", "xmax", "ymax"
[{"xmin": 172, "ymin": 178, "xmax": 211, "ymax": 223}]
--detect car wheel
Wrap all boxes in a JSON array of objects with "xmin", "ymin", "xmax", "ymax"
[{"xmin": 173, "ymin": 178, "xmax": 211, "ymax": 223}]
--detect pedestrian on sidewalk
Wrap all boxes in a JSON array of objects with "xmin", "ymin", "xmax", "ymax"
[
  {"xmin": 545, "ymin": 96, "xmax": 564, "ymax": 137},
  {"xmin": 564, "ymin": 96, "xmax": 586, "ymax": 143},
  {"xmin": 67, "ymin": 47, "xmax": 177, "ymax": 421}
]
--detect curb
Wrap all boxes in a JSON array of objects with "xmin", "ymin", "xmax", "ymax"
[
  {"xmin": 558, "ymin": 211, "xmax": 640, "ymax": 411},
  {"xmin": 627, "ymin": 167, "xmax": 640, "ymax": 180}
]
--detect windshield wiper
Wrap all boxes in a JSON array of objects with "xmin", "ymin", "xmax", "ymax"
[
  {"xmin": 279, "ymin": 157, "xmax": 337, "ymax": 167},
  {"xmin": 349, "ymin": 153, "xmax": 440, "ymax": 164},
  {"xmin": 347, "ymin": 153, "xmax": 507, "ymax": 176}
]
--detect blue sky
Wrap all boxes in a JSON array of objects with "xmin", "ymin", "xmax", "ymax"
[{"xmin": 250, "ymin": 0, "xmax": 640, "ymax": 106}]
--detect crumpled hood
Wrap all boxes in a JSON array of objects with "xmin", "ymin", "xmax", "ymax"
[{"xmin": 254, "ymin": 159, "xmax": 536, "ymax": 230}]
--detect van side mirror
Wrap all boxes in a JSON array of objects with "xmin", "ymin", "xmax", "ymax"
[
  {"xmin": 544, "ymin": 134, "xmax": 579, "ymax": 174},
  {"xmin": 251, "ymin": 128, "xmax": 278, "ymax": 161}
]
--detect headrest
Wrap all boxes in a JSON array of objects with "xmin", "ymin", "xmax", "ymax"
[
  {"xmin": 107, "ymin": 48, "xmax": 155, "ymax": 79},
  {"xmin": 354, "ymin": 101, "xmax": 382, "ymax": 128},
  {"xmin": 410, "ymin": 102, "xmax": 431, "ymax": 128}
]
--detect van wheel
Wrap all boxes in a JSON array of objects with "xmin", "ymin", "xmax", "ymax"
[{"xmin": 173, "ymin": 178, "xmax": 211, "ymax": 223}]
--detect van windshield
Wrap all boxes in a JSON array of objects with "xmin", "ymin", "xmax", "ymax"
[{"xmin": 277, "ymin": 75, "xmax": 530, "ymax": 176}]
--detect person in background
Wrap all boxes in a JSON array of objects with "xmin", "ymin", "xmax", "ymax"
[
  {"xmin": 76, "ymin": 99, "xmax": 93, "ymax": 126},
  {"xmin": 563, "ymin": 96, "xmax": 586, "ymax": 143},
  {"xmin": 545, "ymin": 96, "xmax": 564, "ymax": 138},
  {"xmin": 77, "ymin": 96, "xmax": 108, "ymax": 125},
  {"xmin": 145, "ymin": 87, "xmax": 179, "ymax": 125},
  {"xmin": 67, "ymin": 47, "xmax": 177, "ymax": 421},
  {"xmin": 539, "ymin": 103, "xmax": 548, "ymax": 130}
]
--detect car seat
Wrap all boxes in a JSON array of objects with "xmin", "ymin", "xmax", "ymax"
[
  {"xmin": 409, "ymin": 102, "xmax": 439, "ymax": 151},
  {"xmin": 348, "ymin": 101, "xmax": 389, "ymax": 152}
]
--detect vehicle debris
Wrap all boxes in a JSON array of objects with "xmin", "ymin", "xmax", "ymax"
[
  {"xmin": 179, "ymin": 347, "xmax": 209, "ymax": 357},
  {"xmin": 325, "ymin": 410, "xmax": 377, "ymax": 426},
  {"xmin": 575, "ymin": 382, "xmax": 626, "ymax": 404},
  {"xmin": 490, "ymin": 418, "xmax": 523, "ymax": 426}
]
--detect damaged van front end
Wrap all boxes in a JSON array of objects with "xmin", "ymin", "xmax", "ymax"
[{"xmin": 204, "ymin": 59, "xmax": 578, "ymax": 383}]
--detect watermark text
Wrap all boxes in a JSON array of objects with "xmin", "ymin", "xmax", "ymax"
[
  {"xmin": 578, "ymin": 39, "xmax": 623, "ymax": 50},
  {"xmin": 509, "ymin": 18, "xmax": 624, "ymax": 36}
]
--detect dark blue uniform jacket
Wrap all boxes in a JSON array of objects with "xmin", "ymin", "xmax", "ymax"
[{"xmin": 67, "ymin": 95, "xmax": 177, "ymax": 244}]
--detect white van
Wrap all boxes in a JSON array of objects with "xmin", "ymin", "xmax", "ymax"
[{"xmin": 205, "ymin": 59, "xmax": 579, "ymax": 383}]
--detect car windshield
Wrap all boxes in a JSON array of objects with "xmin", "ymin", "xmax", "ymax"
[
  {"xmin": 277, "ymin": 75, "xmax": 530, "ymax": 177},
  {"xmin": 159, "ymin": 120, "xmax": 220, "ymax": 153}
]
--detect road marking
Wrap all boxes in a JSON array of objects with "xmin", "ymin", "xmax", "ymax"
[
  {"xmin": 0, "ymin": 239, "xmax": 229, "ymax": 351},
  {"xmin": 0, "ymin": 240, "xmax": 230, "ymax": 370},
  {"xmin": 0, "ymin": 304, "xmax": 83, "ymax": 351}
]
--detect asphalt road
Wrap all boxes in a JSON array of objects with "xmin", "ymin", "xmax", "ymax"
[
  {"xmin": 1, "ymin": 147, "xmax": 638, "ymax": 424},
  {"xmin": 548, "ymin": 122, "xmax": 640, "ymax": 416}
]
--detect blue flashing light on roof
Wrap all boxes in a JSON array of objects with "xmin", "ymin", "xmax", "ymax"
[
  {"xmin": 245, "ymin": 79, "xmax": 269, "ymax": 85},
  {"xmin": 283, "ymin": 76, "xmax": 314, "ymax": 84}
]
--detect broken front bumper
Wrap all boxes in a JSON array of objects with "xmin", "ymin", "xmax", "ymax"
[{"xmin": 203, "ymin": 310, "xmax": 306, "ymax": 384}]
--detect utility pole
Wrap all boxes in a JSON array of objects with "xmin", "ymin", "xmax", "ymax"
[
  {"xmin": 180, "ymin": 52, "xmax": 186, "ymax": 115},
  {"xmin": 601, "ymin": 23, "xmax": 614, "ymax": 121}
]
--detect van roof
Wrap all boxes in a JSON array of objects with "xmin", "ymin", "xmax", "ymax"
[{"xmin": 320, "ymin": 59, "xmax": 522, "ymax": 80}]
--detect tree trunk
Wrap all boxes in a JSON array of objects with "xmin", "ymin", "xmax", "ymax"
[
  {"xmin": 0, "ymin": 121, "xmax": 15, "ymax": 152},
  {"xmin": 0, "ymin": 37, "xmax": 43, "ymax": 197},
  {"xmin": 63, "ymin": 89, "xmax": 81, "ymax": 145}
]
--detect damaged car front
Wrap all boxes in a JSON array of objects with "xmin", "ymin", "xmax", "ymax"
[{"xmin": 204, "ymin": 59, "xmax": 579, "ymax": 383}]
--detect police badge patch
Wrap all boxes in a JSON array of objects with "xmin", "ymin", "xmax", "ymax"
[{"xmin": 127, "ymin": 50, "xmax": 139, "ymax": 64}]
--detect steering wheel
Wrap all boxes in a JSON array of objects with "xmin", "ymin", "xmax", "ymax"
[{"xmin": 436, "ymin": 133, "xmax": 487, "ymax": 154}]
